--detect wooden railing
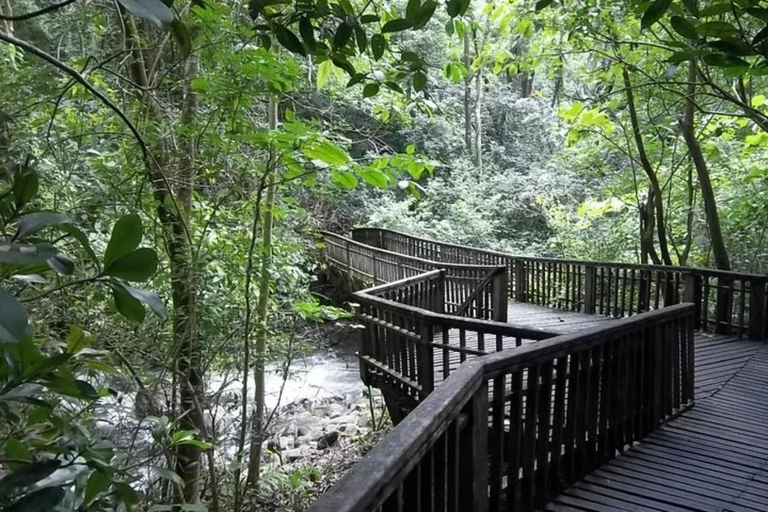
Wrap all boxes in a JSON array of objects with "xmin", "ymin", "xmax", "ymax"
[
  {"xmin": 323, "ymin": 231, "xmax": 509, "ymax": 322},
  {"xmin": 310, "ymin": 304, "xmax": 696, "ymax": 512},
  {"xmin": 355, "ymin": 272, "xmax": 555, "ymax": 401},
  {"xmin": 352, "ymin": 227, "xmax": 768, "ymax": 339}
]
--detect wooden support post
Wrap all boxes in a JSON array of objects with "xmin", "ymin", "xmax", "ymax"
[
  {"xmin": 683, "ymin": 273, "xmax": 703, "ymax": 330},
  {"xmin": 749, "ymin": 280, "xmax": 766, "ymax": 340},
  {"xmin": 492, "ymin": 268, "xmax": 508, "ymax": 323},
  {"xmin": 715, "ymin": 275, "xmax": 732, "ymax": 335},
  {"xmin": 514, "ymin": 260, "xmax": 527, "ymax": 302},
  {"xmin": 417, "ymin": 323, "xmax": 435, "ymax": 398},
  {"xmin": 584, "ymin": 266, "xmax": 597, "ymax": 315},
  {"xmin": 458, "ymin": 382, "xmax": 489, "ymax": 512},
  {"xmin": 437, "ymin": 270, "xmax": 446, "ymax": 314}
]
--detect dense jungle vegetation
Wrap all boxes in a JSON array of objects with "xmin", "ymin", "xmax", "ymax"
[{"xmin": 0, "ymin": 0, "xmax": 767, "ymax": 509}]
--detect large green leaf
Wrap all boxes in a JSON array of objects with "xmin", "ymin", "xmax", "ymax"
[
  {"xmin": 84, "ymin": 470, "xmax": 110, "ymax": 505},
  {"xmin": 415, "ymin": 0, "xmax": 437, "ymax": 28},
  {"xmin": 333, "ymin": 22, "xmax": 353, "ymax": 49},
  {"xmin": 670, "ymin": 16, "xmax": 699, "ymax": 40},
  {"xmin": 113, "ymin": 287, "xmax": 146, "ymax": 323},
  {"xmin": 0, "ymin": 288, "xmax": 28, "ymax": 344},
  {"xmin": 698, "ymin": 21, "xmax": 739, "ymax": 38},
  {"xmin": 15, "ymin": 212, "xmax": 76, "ymax": 239},
  {"xmin": 151, "ymin": 466, "xmax": 185, "ymax": 487},
  {"xmin": 117, "ymin": 0, "xmax": 174, "ymax": 27},
  {"xmin": 0, "ymin": 460, "xmax": 62, "ymax": 492},
  {"xmin": 302, "ymin": 141, "xmax": 349, "ymax": 165},
  {"xmin": 0, "ymin": 243, "xmax": 58, "ymax": 265},
  {"xmin": 331, "ymin": 170, "xmax": 359, "ymax": 189},
  {"xmin": 382, "ymin": 19, "xmax": 414, "ymax": 33},
  {"xmin": 104, "ymin": 214, "xmax": 143, "ymax": 268},
  {"xmin": 406, "ymin": 0, "xmax": 421, "ymax": 23},
  {"xmin": 4, "ymin": 486, "xmax": 64, "ymax": 512},
  {"xmin": 116, "ymin": 281, "xmax": 168, "ymax": 320},
  {"xmin": 274, "ymin": 25, "xmax": 306, "ymax": 56},
  {"xmin": 13, "ymin": 169, "xmax": 38, "ymax": 208},
  {"xmin": 641, "ymin": 0, "xmax": 672, "ymax": 28},
  {"xmin": 363, "ymin": 83, "xmax": 380, "ymax": 97},
  {"xmin": 104, "ymin": 248, "xmax": 158, "ymax": 281},
  {"xmin": 371, "ymin": 34, "xmax": 386, "ymax": 60}
]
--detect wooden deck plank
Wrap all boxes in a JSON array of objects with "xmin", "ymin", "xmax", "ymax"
[{"xmin": 546, "ymin": 339, "xmax": 768, "ymax": 512}]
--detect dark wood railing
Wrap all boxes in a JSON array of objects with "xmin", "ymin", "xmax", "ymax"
[
  {"xmin": 353, "ymin": 227, "xmax": 768, "ymax": 339},
  {"xmin": 310, "ymin": 304, "xmax": 696, "ymax": 512},
  {"xmin": 355, "ymin": 272, "xmax": 555, "ymax": 401}
]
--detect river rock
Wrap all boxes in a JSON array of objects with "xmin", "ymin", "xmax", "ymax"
[
  {"xmin": 283, "ymin": 445, "xmax": 311, "ymax": 463},
  {"xmin": 316, "ymin": 431, "xmax": 339, "ymax": 450}
]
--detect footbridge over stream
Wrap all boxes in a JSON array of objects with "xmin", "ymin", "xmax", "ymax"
[{"xmin": 310, "ymin": 228, "xmax": 768, "ymax": 512}]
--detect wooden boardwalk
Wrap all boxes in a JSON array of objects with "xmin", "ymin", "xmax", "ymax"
[{"xmin": 542, "ymin": 321, "xmax": 768, "ymax": 511}]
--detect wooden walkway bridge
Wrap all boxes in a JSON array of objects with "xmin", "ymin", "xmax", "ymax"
[{"xmin": 310, "ymin": 228, "xmax": 768, "ymax": 512}]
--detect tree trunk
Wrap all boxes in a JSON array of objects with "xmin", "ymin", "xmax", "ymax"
[
  {"xmin": 463, "ymin": 31, "xmax": 472, "ymax": 155},
  {"xmin": 623, "ymin": 67, "xmax": 673, "ymax": 265},
  {"xmin": 247, "ymin": 94, "xmax": 279, "ymax": 486},
  {"xmin": 681, "ymin": 60, "xmax": 730, "ymax": 271},
  {"xmin": 474, "ymin": 68, "xmax": 482, "ymax": 169},
  {"xmin": 124, "ymin": 16, "xmax": 205, "ymax": 502}
]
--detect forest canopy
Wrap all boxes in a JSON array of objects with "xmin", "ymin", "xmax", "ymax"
[{"xmin": 0, "ymin": 0, "xmax": 767, "ymax": 509}]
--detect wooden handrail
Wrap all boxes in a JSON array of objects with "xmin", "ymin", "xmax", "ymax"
[
  {"xmin": 310, "ymin": 304, "xmax": 696, "ymax": 512},
  {"xmin": 352, "ymin": 226, "xmax": 768, "ymax": 281},
  {"xmin": 454, "ymin": 266, "xmax": 505, "ymax": 317}
]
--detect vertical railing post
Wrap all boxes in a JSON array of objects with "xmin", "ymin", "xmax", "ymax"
[
  {"xmin": 492, "ymin": 268, "xmax": 508, "ymax": 323},
  {"xmin": 437, "ymin": 270, "xmax": 446, "ymax": 314},
  {"xmin": 458, "ymin": 381, "xmax": 489, "ymax": 512},
  {"xmin": 514, "ymin": 259, "xmax": 527, "ymax": 303},
  {"xmin": 749, "ymin": 280, "xmax": 766, "ymax": 340},
  {"xmin": 584, "ymin": 266, "xmax": 597, "ymax": 314},
  {"xmin": 417, "ymin": 321, "xmax": 435, "ymax": 398},
  {"xmin": 683, "ymin": 273, "xmax": 703, "ymax": 330},
  {"xmin": 715, "ymin": 275, "xmax": 733, "ymax": 334}
]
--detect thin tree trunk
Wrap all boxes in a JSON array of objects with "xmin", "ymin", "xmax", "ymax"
[
  {"xmin": 463, "ymin": 31, "xmax": 472, "ymax": 155},
  {"xmin": 623, "ymin": 67, "xmax": 673, "ymax": 265},
  {"xmin": 0, "ymin": 0, "xmax": 12, "ymax": 34},
  {"xmin": 474, "ymin": 68, "xmax": 482, "ymax": 169},
  {"xmin": 681, "ymin": 60, "xmax": 730, "ymax": 271},
  {"xmin": 247, "ymin": 95, "xmax": 279, "ymax": 486}
]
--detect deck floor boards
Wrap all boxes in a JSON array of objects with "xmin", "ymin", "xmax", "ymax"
[
  {"xmin": 437, "ymin": 303, "xmax": 768, "ymax": 511},
  {"xmin": 545, "ymin": 331, "xmax": 768, "ymax": 512}
]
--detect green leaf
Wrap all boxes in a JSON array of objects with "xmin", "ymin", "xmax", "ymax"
[
  {"xmin": 151, "ymin": 466, "xmax": 186, "ymax": 487},
  {"xmin": 697, "ymin": 21, "xmax": 739, "ymax": 38},
  {"xmin": 447, "ymin": 0, "xmax": 461, "ymax": 17},
  {"xmin": 535, "ymin": 0, "xmax": 553, "ymax": 11},
  {"xmin": 4, "ymin": 486, "xmax": 65, "ymax": 512},
  {"xmin": 299, "ymin": 17, "xmax": 316, "ymax": 50},
  {"xmin": 355, "ymin": 27, "xmax": 367, "ymax": 52},
  {"xmin": 113, "ymin": 287, "xmax": 146, "ymax": 323},
  {"xmin": 708, "ymin": 38, "xmax": 755, "ymax": 56},
  {"xmin": 117, "ymin": 282, "xmax": 168, "ymax": 320},
  {"xmin": 333, "ymin": 22, "xmax": 353, "ymax": 49},
  {"xmin": 382, "ymin": 19, "xmax": 414, "ymax": 33},
  {"xmin": 15, "ymin": 212, "xmax": 75, "ymax": 239},
  {"xmin": 360, "ymin": 14, "xmax": 380, "ymax": 23},
  {"xmin": 363, "ymin": 83, "xmax": 380, "ymax": 97},
  {"xmin": 104, "ymin": 248, "xmax": 158, "ymax": 281},
  {"xmin": 666, "ymin": 50, "xmax": 697, "ymax": 63},
  {"xmin": 699, "ymin": 3, "xmax": 732, "ymax": 17},
  {"xmin": 66, "ymin": 325, "xmax": 92, "ymax": 354},
  {"xmin": 4, "ymin": 438, "xmax": 32, "ymax": 465},
  {"xmin": 358, "ymin": 169, "xmax": 389, "ymax": 188},
  {"xmin": 85, "ymin": 470, "xmax": 110, "ymax": 504},
  {"xmin": 746, "ymin": 8, "xmax": 768, "ymax": 22},
  {"xmin": 681, "ymin": 0, "xmax": 699, "ymax": 17},
  {"xmin": 117, "ymin": 0, "xmax": 174, "ymax": 27},
  {"xmin": 331, "ymin": 170, "xmax": 359, "ymax": 189},
  {"xmin": 331, "ymin": 55, "xmax": 356, "ymax": 76},
  {"xmin": 0, "ymin": 289, "xmax": 27, "ymax": 344},
  {"xmin": 371, "ymin": 34, "xmax": 386, "ymax": 60},
  {"xmin": 60, "ymin": 225, "xmax": 98, "ymax": 268},
  {"xmin": 406, "ymin": 0, "xmax": 421, "ymax": 23},
  {"xmin": 384, "ymin": 81, "xmax": 404, "ymax": 93},
  {"xmin": 274, "ymin": 24, "xmax": 306, "ymax": 56},
  {"xmin": 0, "ymin": 242, "xmax": 58, "ymax": 265},
  {"xmin": 641, "ymin": 0, "xmax": 672, "ymax": 28},
  {"xmin": 316, "ymin": 60, "xmax": 334, "ymax": 90},
  {"xmin": 104, "ymin": 214, "xmax": 142, "ymax": 268},
  {"xmin": 670, "ymin": 16, "xmax": 699, "ymax": 39},
  {"xmin": 47, "ymin": 253, "xmax": 75, "ymax": 275},
  {"xmin": 415, "ymin": 0, "xmax": 437, "ymax": 28},
  {"xmin": 0, "ymin": 460, "xmax": 61, "ymax": 491},
  {"xmin": 347, "ymin": 73, "xmax": 367, "ymax": 87},
  {"xmin": 13, "ymin": 169, "xmax": 38, "ymax": 208},
  {"xmin": 413, "ymin": 71, "xmax": 427, "ymax": 91},
  {"xmin": 754, "ymin": 26, "xmax": 768, "ymax": 45},
  {"xmin": 302, "ymin": 141, "xmax": 349, "ymax": 165},
  {"xmin": 702, "ymin": 52, "xmax": 749, "ymax": 67},
  {"xmin": 171, "ymin": 19, "xmax": 191, "ymax": 57}
]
